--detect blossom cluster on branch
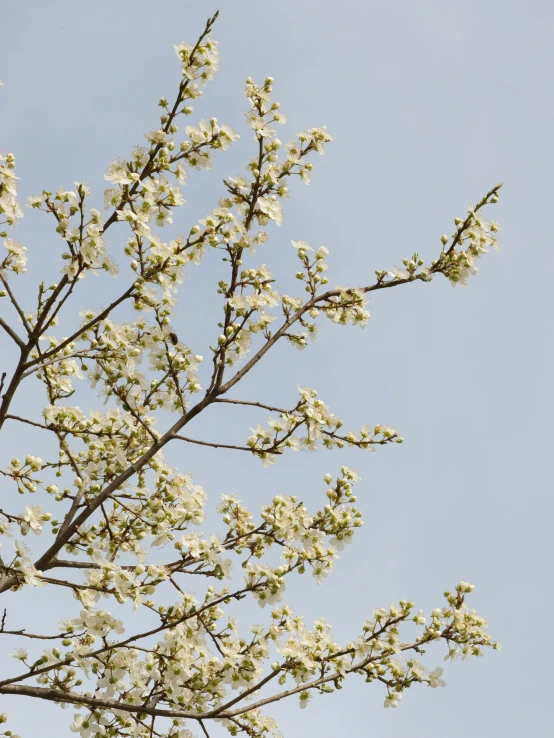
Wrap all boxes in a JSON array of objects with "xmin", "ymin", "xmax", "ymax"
[{"xmin": 0, "ymin": 11, "xmax": 501, "ymax": 738}]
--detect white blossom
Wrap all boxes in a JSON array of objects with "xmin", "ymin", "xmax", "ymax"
[{"xmin": 0, "ymin": 13, "xmax": 502, "ymax": 738}]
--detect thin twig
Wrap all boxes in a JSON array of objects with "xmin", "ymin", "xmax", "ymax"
[
  {"xmin": 0, "ymin": 317, "xmax": 25, "ymax": 350},
  {"xmin": 214, "ymin": 397, "xmax": 290, "ymax": 414},
  {"xmin": 173, "ymin": 433, "xmax": 281, "ymax": 454}
]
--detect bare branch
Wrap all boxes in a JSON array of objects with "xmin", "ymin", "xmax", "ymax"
[
  {"xmin": 0, "ymin": 316, "xmax": 25, "ymax": 350},
  {"xmin": 214, "ymin": 397, "xmax": 291, "ymax": 413},
  {"xmin": 173, "ymin": 433, "xmax": 282, "ymax": 455}
]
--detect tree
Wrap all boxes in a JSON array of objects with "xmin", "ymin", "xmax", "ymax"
[{"xmin": 0, "ymin": 11, "xmax": 502, "ymax": 738}]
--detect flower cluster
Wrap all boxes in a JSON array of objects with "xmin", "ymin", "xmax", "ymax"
[
  {"xmin": 103, "ymin": 27, "xmax": 237, "ymax": 242},
  {"xmin": 3, "ymin": 469, "xmax": 498, "ymax": 731},
  {"xmin": 29, "ymin": 184, "xmax": 118, "ymax": 279},
  {"xmin": 10, "ymin": 579, "xmax": 496, "ymax": 738},
  {"xmin": 435, "ymin": 203, "xmax": 500, "ymax": 286},
  {"xmin": 221, "ymin": 77, "xmax": 333, "ymax": 233},
  {"xmin": 2, "ymin": 454, "xmax": 44, "ymax": 495},
  {"xmin": 1, "ymin": 237, "xmax": 27, "ymax": 280},
  {"xmin": 220, "ymin": 263, "xmax": 279, "ymax": 365},
  {"xmin": 0, "ymin": 152, "xmax": 23, "ymax": 230},
  {"xmin": 246, "ymin": 387, "xmax": 402, "ymax": 464},
  {"xmin": 0, "ymin": 13, "xmax": 501, "ymax": 738},
  {"xmin": 0, "ymin": 153, "xmax": 27, "ymax": 287}
]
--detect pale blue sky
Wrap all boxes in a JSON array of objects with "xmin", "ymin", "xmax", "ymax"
[{"xmin": 1, "ymin": 1, "xmax": 553, "ymax": 736}]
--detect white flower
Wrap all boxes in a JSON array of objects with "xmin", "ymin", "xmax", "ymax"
[
  {"xmin": 10, "ymin": 648, "xmax": 28, "ymax": 661},
  {"xmin": 257, "ymin": 196, "xmax": 284, "ymax": 226},
  {"xmin": 384, "ymin": 692, "xmax": 402, "ymax": 708},
  {"xmin": 22, "ymin": 505, "xmax": 48, "ymax": 535},
  {"xmin": 299, "ymin": 691, "xmax": 312, "ymax": 709},
  {"xmin": 428, "ymin": 667, "xmax": 446, "ymax": 688},
  {"xmin": 104, "ymin": 159, "xmax": 134, "ymax": 185}
]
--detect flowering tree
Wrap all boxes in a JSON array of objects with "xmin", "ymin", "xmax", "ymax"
[{"xmin": 0, "ymin": 12, "xmax": 502, "ymax": 738}]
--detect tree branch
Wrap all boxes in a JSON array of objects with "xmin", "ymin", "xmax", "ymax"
[
  {"xmin": 0, "ymin": 316, "xmax": 25, "ymax": 350},
  {"xmin": 173, "ymin": 433, "xmax": 281, "ymax": 455},
  {"xmin": 214, "ymin": 397, "xmax": 290, "ymax": 414}
]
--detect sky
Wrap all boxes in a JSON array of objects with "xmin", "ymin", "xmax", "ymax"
[{"xmin": 1, "ymin": 0, "xmax": 553, "ymax": 736}]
